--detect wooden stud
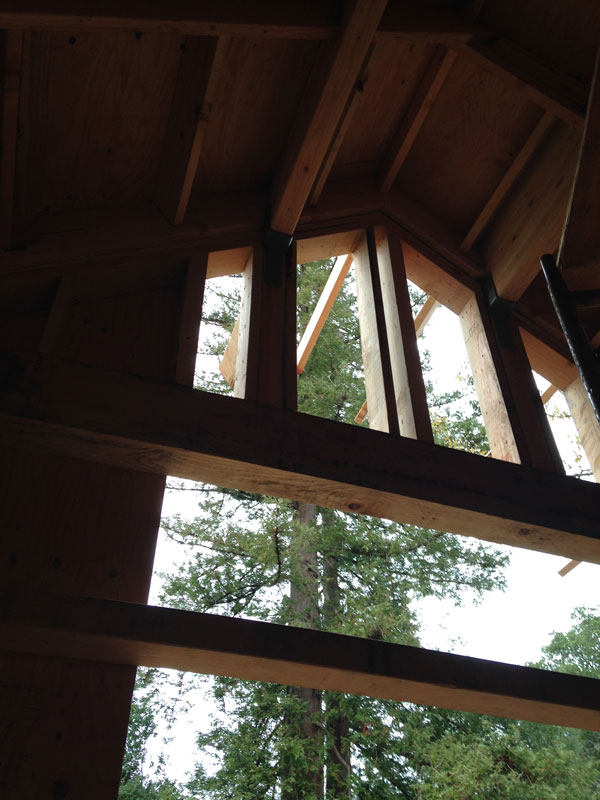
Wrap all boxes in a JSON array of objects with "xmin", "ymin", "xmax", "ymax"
[
  {"xmin": 233, "ymin": 250, "xmax": 256, "ymax": 400},
  {"xmin": 541, "ymin": 384, "xmax": 558, "ymax": 405},
  {"xmin": 4, "ymin": 590, "xmax": 600, "ymax": 731},
  {"xmin": 460, "ymin": 111, "xmax": 554, "ymax": 252},
  {"xmin": 270, "ymin": 0, "xmax": 388, "ymax": 235},
  {"xmin": 219, "ymin": 317, "xmax": 239, "ymax": 389},
  {"xmin": 374, "ymin": 225, "xmax": 432, "ymax": 440},
  {"xmin": 353, "ymin": 228, "xmax": 399, "ymax": 435},
  {"xmin": 379, "ymin": 46, "xmax": 456, "ymax": 193},
  {"xmin": 155, "ymin": 37, "xmax": 228, "ymax": 226},
  {"xmin": 0, "ymin": 30, "xmax": 21, "ymax": 250},
  {"xmin": 5, "ymin": 352, "xmax": 600, "ymax": 562},
  {"xmin": 297, "ymin": 254, "xmax": 353, "ymax": 374},
  {"xmin": 564, "ymin": 377, "xmax": 600, "ymax": 481},
  {"xmin": 558, "ymin": 48, "xmax": 600, "ymax": 273},
  {"xmin": 175, "ymin": 253, "xmax": 208, "ymax": 386}
]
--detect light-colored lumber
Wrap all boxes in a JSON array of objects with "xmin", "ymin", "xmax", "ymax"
[
  {"xmin": 0, "ymin": 30, "xmax": 21, "ymax": 250},
  {"xmin": 353, "ymin": 229, "xmax": 399, "ymax": 434},
  {"xmin": 233, "ymin": 250, "xmax": 256, "ymax": 399},
  {"xmin": 564, "ymin": 377, "xmax": 600, "ymax": 482},
  {"xmin": 379, "ymin": 46, "xmax": 456, "ymax": 193},
  {"xmin": 461, "ymin": 111, "xmax": 554, "ymax": 252},
  {"xmin": 558, "ymin": 47, "xmax": 600, "ymax": 273},
  {"xmin": 309, "ymin": 46, "xmax": 375, "ymax": 207},
  {"xmin": 270, "ymin": 0, "xmax": 388, "ymax": 235},
  {"xmin": 4, "ymin": 590, "xmax": 600, "ymax": 731},
  {"xmin": 3, "ymin": 352, "xmax": 600, "ymax": 563},
  {"xmin": 374, "ymin": 226, "xmax": 432, "ymax": 440},
  {"xmin": 414, "ymin": 295, "xmax": 439, "ymax": 338},
  {"xmin": 456, "ymin": 38, "xmax": 587, "ymax": 129},
  {"xmin": 354, "ymin": 294, "xmax": 439, "ymax": 425},
  {"xmin": 519, "ymin": 328, "xmax": 577, "ymax": 390},
  {"xmin": 541, "ymin": 384, "xmax": 558, "ymax": 405},
  {"xmin": 297, "ymin": 255, "xmax": 353, "ymax": 374},
  {"xmin": 175, "ymin": 254, "xmax": 208, "ymax": 386},
  {"xmin": 155, "ymin": 37, "xmax": 228, "ymax": 225},
  {"xmin": 459, "ymin": 295, "xmax": 521, "ymax": 464},
  {"xmin": 219, "ymin": 317, "xmax": 239, "ymax": 388},
  {"xmin": 484, "ymin": 123, "xmax": 579, "ymax": 302},
  {"xmin": 558, "ymin": 559, "xmax": 581, "ymax": 577}
]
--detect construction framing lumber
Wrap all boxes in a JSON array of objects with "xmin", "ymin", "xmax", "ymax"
[
  {"xmin": 414, "ymin": 295, "xmax": 439, "ymax": 337},
  {"xmin": 3, "ymin": 590, "xmax": 600, "ymax": 731},
  {"xmin": 174, "ymin": 254, "xmax": 208, "ymax": 385},
  {"xmin": 2, "ymin": 351, "xmax": 600, "ymax": 563},
  {"xmin": 379, "ymin": 46, "xmax": 456, "ymax": 193},
  {"xmin": 270, "ymin": 0, "xmax": 388, "ymax": 235},
  {"xmin": 460, "ymin": 111, "xmax": 554, "ymax": 252},
  {"xmin": 558, "ymin": 47, "xmax": 600, "ymax": 272},
  {"xmin": 456, "ymin": 38, "xmax": 587, "ymax": 128},
  {"xmin": 297, "ymin": 254, "xmax": 353, "ymax": 374},
  {"xmin": 155, "ymin": 37, "xmax": 228, "ymax": 226}
]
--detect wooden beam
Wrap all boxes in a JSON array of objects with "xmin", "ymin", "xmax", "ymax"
[
  {"xmin": 354, "ymin": 228, "xmax": 399, "ymax": 435},
  {"xmin": 155, "ymin": 37, "xmax": 228, "ymax": 226},
  {"xmin": 2, "ymin": 352, "xmax": 600, "ymax": 563},
  {"xmin": 219, "ymin": 317, "xmax": 239, "ymax": 388},
  {"xmin": 460, "ymin": 111, "xmax": 554, "ymax": 252},
  {"xmin": 270, "ymin": 0, "xmax": 388, "ymax": 235},
  {"xmin": 414, "ymin": 295, "xmax": 439, "ymax": 337},
  {"xmin": 483, "ymin": 122, "xmax": 579, "ymax": 302},
  {"xmin": 519, "ymin": 327, "xmax": 577, "ymax": 390},
  {"xmin": 0, "ymin": 30, "xmax": 21, "ymax": 250},
  {"xmin": 374, "ymin": 225, "xmax": 432, "ymax": 440},
  {"xmin": 4, "ymin": 591, "xmax": 600, "ymax": 731},
  {"xmin": 455, "ymin": 37, "xmax": 587, "ymax": 129},
  {"xmin": 174, "ymin": 253, "xmax": 208, "ymax": 386},
  {"xmin": 558, "ymin": 48, "xmax": 600, "ymax": 273},
  {"xmin": 541, "ymin": 384, "xmax": 558, "ymax": 405},
  {"xmin": 379, "ymin": 46, "xmax": 456, "ymax": 193},
  {"xmin": 297, "ymin": 254, "xmax": 353, "ymax": 374},
  {"xmin": 564, "ymin": 377, "xmax": 600, "ymax": 482},
  {"xmin": 308, "ymin": 45, "xmax": 375, "ymax": 207}
]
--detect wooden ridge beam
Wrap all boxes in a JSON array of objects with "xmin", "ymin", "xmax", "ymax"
[
  {"xmin": 155, "ymin": 36, "xmax": 228, "ymax": 226},
  {"xmin": 460, "ymin": 111, "xmax": 554, "ymax": 252},
  {"xmin": 558, "ymin": 47, "xmax": 600, "ymax": 273},
  {"xmin": 2, "ymin": 352, "xmax": 600, "ymax": 562},
  {"xmin": 270, "ymin": 0, "xmax": 388, "ymax": 235},
  {"xmin": 3, "ymin": 590, "xmax": 600, "ymax": 731},
  {"xmin": 455, "ymin": 37, "xmax": 587, "ymax": 129},
  {"xmin": 379, "ymin": 46, "xmax": 456, "ymax": 193}
]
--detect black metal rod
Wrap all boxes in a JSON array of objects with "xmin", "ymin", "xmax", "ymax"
[{"xmin": 540, "ymin": 253, "xmax": 600, "ymax": 425}]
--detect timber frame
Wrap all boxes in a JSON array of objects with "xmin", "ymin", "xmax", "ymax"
[{"xmin": 1, "ymin": 2, "xmax": 600, "ymax": 796}]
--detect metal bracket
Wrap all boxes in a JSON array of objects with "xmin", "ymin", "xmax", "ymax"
[
  {"xmin": 262, "ymin": 228, "xmax": 294, "ymax": 287},
  {"xmin": 481, "ymin": 273, "xmax": 516, "ymax": 350}
]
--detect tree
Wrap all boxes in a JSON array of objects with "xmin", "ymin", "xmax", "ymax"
[{"xmin": 120, "ymin": 259, "xmax": 598, "ymax": 798}]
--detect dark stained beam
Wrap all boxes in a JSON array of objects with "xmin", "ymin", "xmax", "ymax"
[
  {"xmin": 154, "ymin": 36, "xmax": 228, "ymax": 226},
  {"xmin": 3, "ymin": 591, "xmax": 600, "ymax": 731},
  {"xmin": 1, "ymin": 352, "xmax": 600, "ymax": 563},
  {"xmin": 270, "ymin": 0, "xmax": 388, "ymax": 235}
]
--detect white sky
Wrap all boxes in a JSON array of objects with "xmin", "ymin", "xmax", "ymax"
[{"xmin": 143, "ymin": 267, "xmax": 599, "ymax": 783}]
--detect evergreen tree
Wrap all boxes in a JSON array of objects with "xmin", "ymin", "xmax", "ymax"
[{"xmin": 119, "ymin": 259, "xmax": 599, "ymax": 798}]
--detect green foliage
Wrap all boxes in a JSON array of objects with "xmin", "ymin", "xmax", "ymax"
[{"xmin": 120, "ymin": 260, "xmax": 600, "ymax": 799}]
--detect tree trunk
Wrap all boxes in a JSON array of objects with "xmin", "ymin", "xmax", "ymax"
[
  {"xmin": 282, "ymin": 502, "xmax": 324, "ymax": 800},
  {"xmin": 324, "ymin": 549, "xmax": 352, "ymax": 798}
]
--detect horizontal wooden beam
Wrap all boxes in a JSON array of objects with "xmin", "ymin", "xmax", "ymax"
[
  {"xmin": 1, "ymin": 352, "xmax": 600, "ymax": 562},
  {"xmin": 2, "ymin": 591, "xmax": 600, "ymax": 730},
  {"xmin": 0, "ymin": 2, "xmax": 482, "ymax": 41}
]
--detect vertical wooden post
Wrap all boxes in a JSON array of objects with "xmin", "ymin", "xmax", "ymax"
[
  {"xmin": 460, "ymin": 291, "xmax": 564, "ymax": 471},
  {"xmin": 238, "ymin": 235, "xmax": 297, "ymax": 409},
  {"xmin": 354, "ymin": 228, "xmax": 399, "ymax": 434},
  {"xmin": 174, "ymin": 253, "xmax": 208, "ymax": 386},
  {"xmin": 564, "ymin": 377, "xmax": 600, "ymax": 480},
  {"xmin": 374, "ymin": 225, "xmax": 433, "ymax": 441}
]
